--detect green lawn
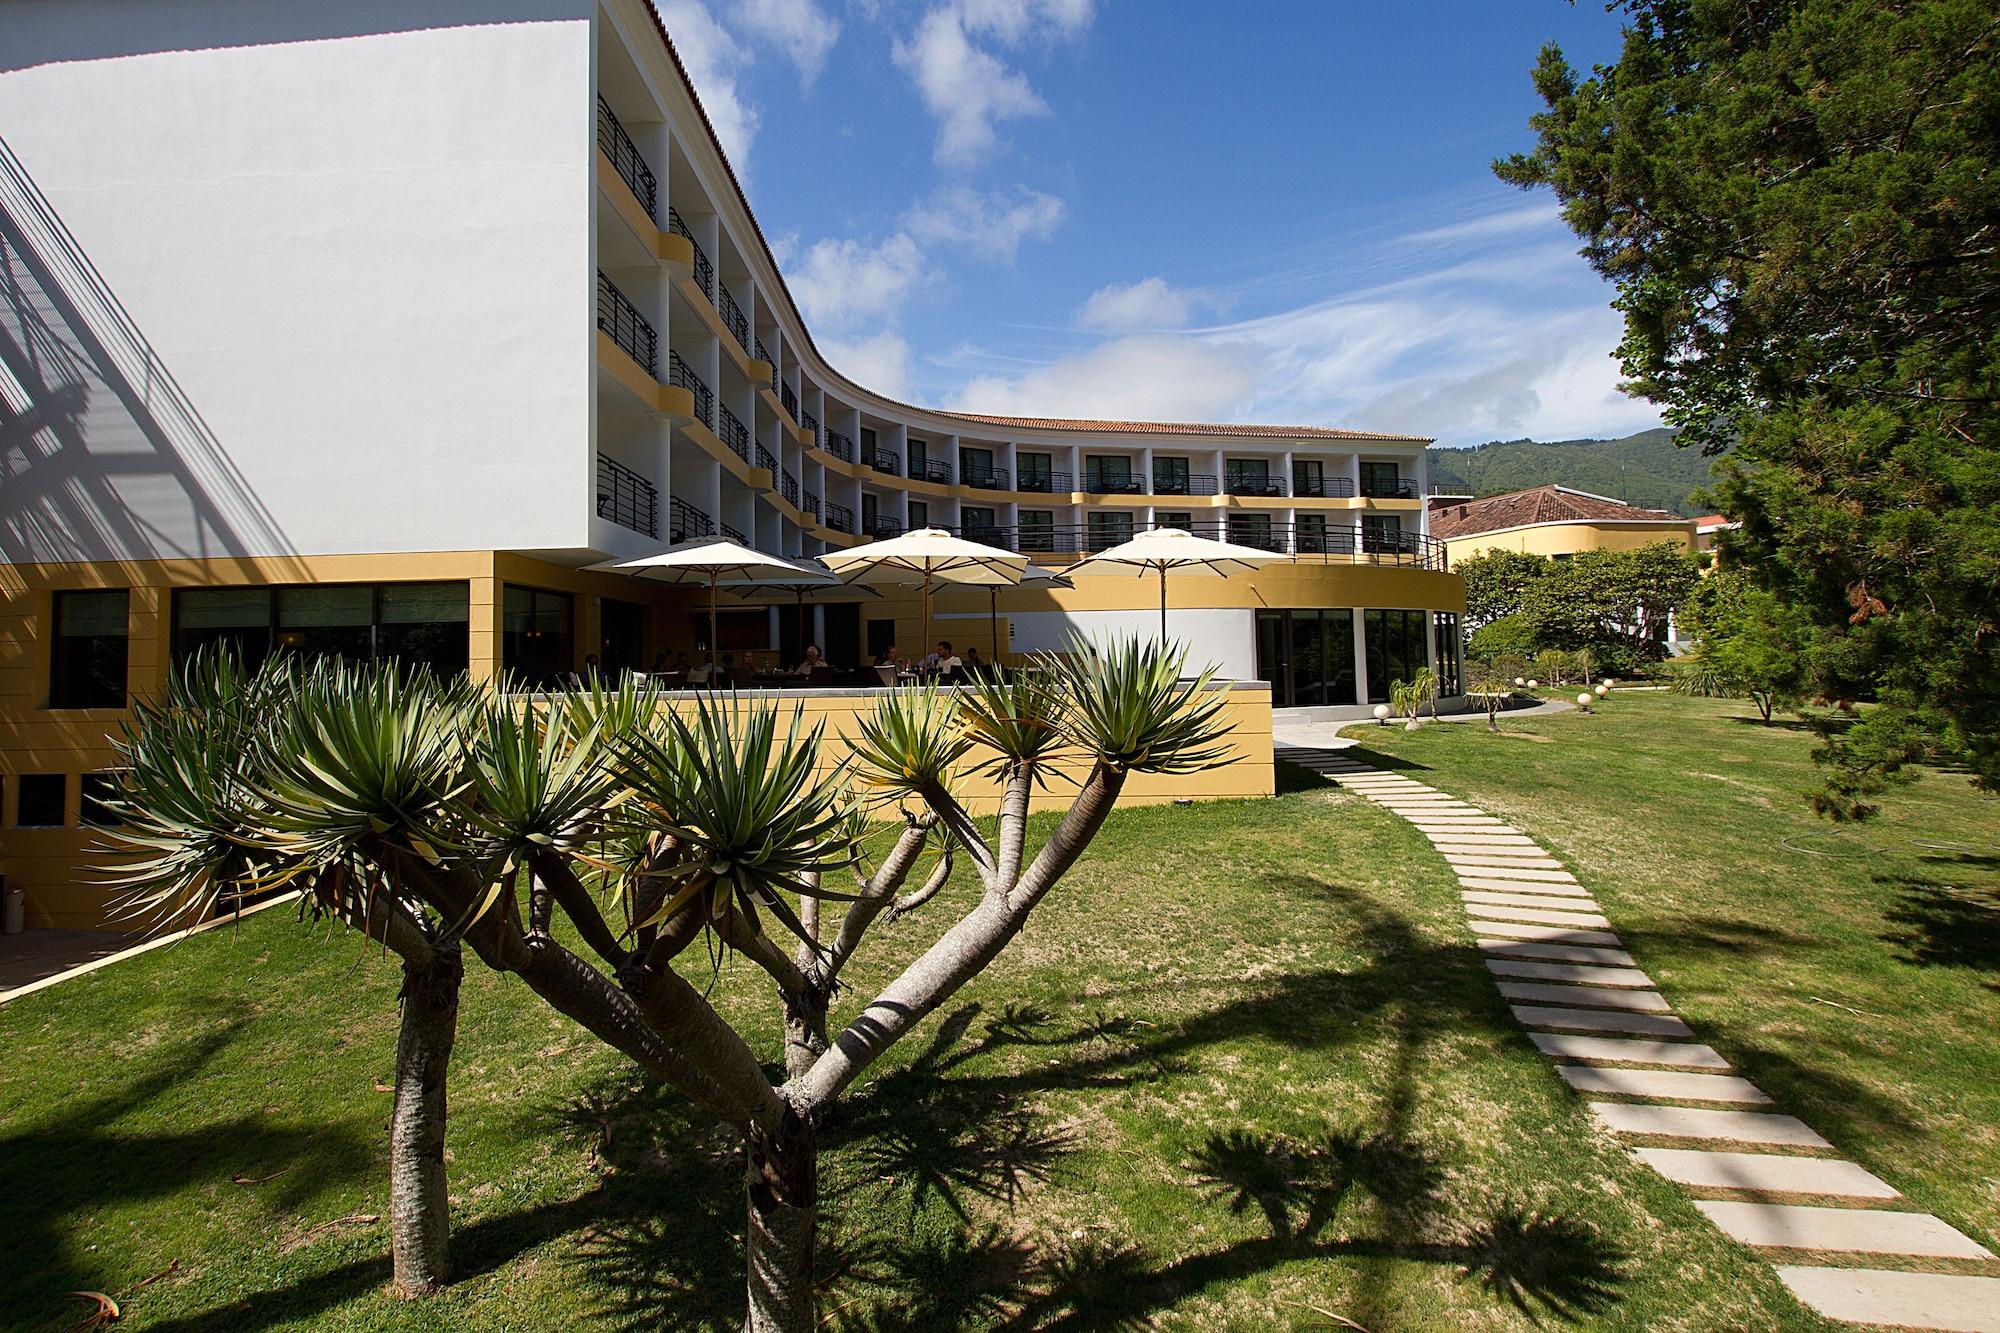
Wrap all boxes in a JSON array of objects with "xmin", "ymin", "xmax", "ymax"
[
  {"xmin": 1348, "ymin": 689, "xmax": 2000, "ymax": 1257},
  {"xmin": 5, "ymin": 693, "xmax": 1989, "ymax": 1329}
]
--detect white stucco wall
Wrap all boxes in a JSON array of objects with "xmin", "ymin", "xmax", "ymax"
[
  {"xmin": 0, "ymin": 3, "xmax": 593, "ymax": 563},
  {"xmin": 1005, "ymin": 608, "xmax": 1259, "ymax": 681}
]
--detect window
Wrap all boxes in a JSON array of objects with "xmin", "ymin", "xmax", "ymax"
[
  {"xmin": 1018, "ymin": 452, "xmax": 1054, "ymax": 492},
  {"xmin": 1255, "ymin": 609, "xmax": 1356, "ymax": 707},
  {"xmin": 503, "ymin": 585, "xmax": 573, "ymax": 687},
  {"xmin": 906, "ymin": 437, "xmax": 929, "ymax": 479},
  {"xmin": 860, "ymin": 492, "xmax": 879, "ymax": 532},
  {"xmin": 859, "ymin": 426, "xmax": 877, "ymax": 452},
  {"xmin": 1360, "ymin": 461, "xmax": 1402, "ymax": 498},
  {"xmin": 50, "ymin": 589, "xmax": 128, "ymax": 709},
  {"xmin": 1434, "ymin": 612, "xmax": 1462, "ymax": 696},
  {"xmin": 82, "ymin": 771, "xmax": 124, "ymax": 828},
  {"xmin": 907, "ymin": 500, "xmax": 928, "ymax": 529},
  {"xmin": 1228, "ymin": 513, "xmax": 1275, "ymax": 549},
  {"xmin": 16, "ymin": 773, "xmax": 65, "ymax": 827},
  {"xmin": 1225, "ymin": 458, "xmax": 1276, "ymax": 496},
  {"xmin": 1017, "ymin": 510, "xmax": 1055, "ymax": 552},
  {"xmin": 1364, "ymin": 609, "xmax": 1430, "ymax": 704},
  {"xmin": 1293, "ymin": 459, "xmax": 1325, "ymax": 497},
  {"xmin": 1084, "ymin": 455, "xmax": 1136, "ymax": 492},
  {"xmin": 959, "ymin": 446, "xmax": 995, "ymax": 484},
  {"xmin": 174, "ymin": 583, "xmax": 469, "ymax": 676},
  {"xmin": 599, "ymin": 598, "xmax": 647, "ymax": 677},
  {"xmin": 1156, "ymin": 511, "xmax": 1193, "ymax": 531},
  {"xmin": 1362, "ymin": 514, "xmax": 1404, "ymax": 554},
  {"xmin": 1086, "ymin": 511, "xmax": 1134, "ymax": 551},
  {"xmin": 1153, "ymin": 456, "xmax": 1190, "ymax": 495},
  {"xmin": 1296, "ymin": 513, "xmax": 1328, "ymax": 553},
  {"xmin": 960, "ymin": 506, "xmax": 999, "ymax": 544}
]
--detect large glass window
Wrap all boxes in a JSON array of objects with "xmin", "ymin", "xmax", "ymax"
[
  {"xmin": 1086, "ymin": 510, "xmax": 1134, "ymax": 550},
  {"xmin": 1084, "ymin": 455, "xmax": 1136, "ymax": 492},
  {"xmin": 1227, "ymin": 513, "xmax": 1275, "ymax": 550},
  {"xmin": 907, "ymin": 500, "xmax": 928, "ymax": 529},
  {"xmin": 16, "ymin": 773, "xmax": 66, "ymax": 827},
  {"xmin": 959, "ymin": 446, "xmax": 995, "ymax": 485},
  {"xmin": 175, "ymin": 583, "xmax": 468, "ymax": 676},
  {"xmin": 1017, "ymin": 510, "xmax": 1055, "ymax": 552},
  {"xmin": 1434, "ymin": 612, "xmax": 1462, "ymax": 696},
  {"xmin": 599, "ymin": 598, "xmax": 647, "ymax": 678},
  {"xmin": 1364, "ymin": 609, "xmax": 1430, "ymax": 704},
  {"xmin": 1153, "ymin": 456, "xmax": 1190, "ymax": 495},
  {"xmin": 502, "ymin": 585, "xmax": 573, "ymax": 687},
  {"xmin": 906, "ymin": 437, "xmax": 929, "ymax": 479},
  {"xmin": 1254, "ymin": 609, "xmax": 1356, "ymax": 707},
  {"xmin": 50, "ymin": 589, "xmax": 129, "ymax": 709},
  {"xmin": 1225, "ymin": 458, "xmax": 1277, "ymax": 496},
  {"xmin": 1362, "ymin": 513, "xmax": 1404, "ymax": 554},
  {"xmin": 961, "ymin": 506, "xmax": 999, "ymax": 544},
  {"xmin": 1296, "ymin": 514, "xmax": 1328, "ymax": 553},
  {"xmin": 1360, "ymin": 461, "xmax": 1402, "ymax": 498},
  {"xmin": 1017, "ymin": 452, "xmax": 1054, "ymax": 492},
  {"xmin": 1293, "ymin": 458, "xmax": 1325, "ymax": 497}
]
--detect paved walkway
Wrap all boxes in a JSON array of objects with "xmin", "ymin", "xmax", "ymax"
[{"xmin": 1280, "ymin": 742, "xmax": 2000, "ymax": 1332}]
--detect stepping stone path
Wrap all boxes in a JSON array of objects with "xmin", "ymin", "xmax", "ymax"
[{"xmin": 1282, "ymin": 745, "xmax": 2000, "ymax": 1331}]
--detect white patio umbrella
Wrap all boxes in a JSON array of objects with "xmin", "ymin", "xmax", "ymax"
[
  {"xmin": 819, "ymin": 527, "xmax": 1028, "ymax": 664},
  {"xmin": 597, "ymin": 537, "xmax": 825, "ymax": 673},
  {"xmin": 1067, "ymin": 526, "xmax": 1285, "ymax": 639}
]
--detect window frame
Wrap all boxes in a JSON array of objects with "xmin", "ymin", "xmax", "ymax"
[{"xmin": 49, "ymin": 588, "xmax": 130, "ymax": 710}]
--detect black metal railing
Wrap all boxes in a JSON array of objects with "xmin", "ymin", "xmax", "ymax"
[
  {"xmin": 718, "ymin": 403, "xmax": 751, "ymax": 462},
  {"xmin": 721, "ymin": 521, "xmax": 747, "ymax": 543},
  {"xmin": 1294, "ymin": 476, "xmax": 1357, "ymax": 498},
  {"xmin": 864, "ymin": 446, "xmax": 901, "ymax": 475},
  {"xmin": 668, "ymin": 209, "xmax": 714, "ymax": 299},
  {"xmin": 1014, "ymin": 470, "xmax": 1072, "ymax": 494},
  {"xmin": 596, "ymin": 454, "xmax": 659, "ymax": 538},
  {"xmin": 667, "ymin": 350, "xmax": 713, "ymax": 429},
  {"xmin": 596, "ymin": 272, "xmax": 657, "ymax": 376},
  {"xmin": 1151, "ymin": 472, "xmax": 1220, "ymax": 497},
  {"xmin": 780, "ymin": 382, "xmax": 799, "ymax": 421},
  {"xmin": 1360, "ymin": 477, "xmax": 1420, "ymax": 499},
  {"xmin": 824, "ymin": 428, "xmax": 854, "ymax": 462},
  {"xmin": 867, "ymin": 516, "xmax": 904, "ymax": 540},
  {"xmin": 718, "ymin": 284, "xmax": 750, "ymax": 351},
  {"xmin": 780, "ymin": 469, "xmax": 800, "ymax": 507},
  {"xmin": 909, "ymin": 459, "xmax": 952, "ymax": 485},
  {"xmin": 1081, "ymin": 473, "xmax": 1146, "ymax": 495},
  {"xmin": 825, "ymin": 501, "xmax": 853, "ymax": 533},
  {"xmin": 755, "ymin": 442, "xmax": 777, "ymax": 474},
  {"xmin": 1224, "ymin": 473, "xmax": 1289, "ymax": 497},
  {"xmin": 802, "ymin": 490, "xmax": 820, "ymax": 522},
  {"xmin": 801, "ymin": 411, "xmax": 820, "ymax": 448},
  {"xmin": 596, "ymin": 96, "xmax": 658, "ymax": 221},
  {"xmin": 903, "ymin": 520, "xmax": 1446, "ymax": 567},
  {"xmin": 961, "ymin": 466, "xmax": 1010, "ymax": 491},
  {"xmin": 669, "ymin": 496, "xmax": 713, "ymax": 543},
  {"xmin": 755, "ymin": 337, "xmax": 774, "ymax": 379}
]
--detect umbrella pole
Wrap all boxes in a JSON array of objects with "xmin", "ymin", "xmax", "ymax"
[
  {"xmin": 708, "ymin": 573, "xmax": 720, "ymax": 677},
  {"xmin": 921, "ymin": 569, "xmax": 932, "ymax": 669},
  {"xmin": 1159, "ymin": 564, "xmax": 1169, "ymax": 642},
  {"xmin": 990, "ymin": 587, "xmax": 1000, "ymax": 663}
]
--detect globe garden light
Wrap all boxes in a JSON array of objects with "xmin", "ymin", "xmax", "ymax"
[
  {"xmin": 1577, "ymin": 692, "xmax": 1594, "ymax": 709},
  {"xmin": 1514, "ymin": 677, "xmax": 1525, "ymax": 687},
  {"xmin": 1595, "ymin": 683, "xmax": 1610, "ymax": 697},
  {"xmin": 1373, "ymin": 704, "xmax": 1391, "ymax": 725},
  {"xmin": 1526, "ymin": 679, "xmax": 1539, "ymax": 690}
]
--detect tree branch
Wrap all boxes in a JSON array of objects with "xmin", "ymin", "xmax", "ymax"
[
  {"xmin": 818, "ymin": 818, "xmax": 933, "ymax": 989},
  {"xmin": 529, "ymin": 851, "xmax": 629, "ymax": 970},
  {"xmin": 917, "ymin": 781, "xmax": 997, "ymax": 890},
  {"xmin": 993, "ymin": 764, "xmax": 1033, "ymax": 889}
]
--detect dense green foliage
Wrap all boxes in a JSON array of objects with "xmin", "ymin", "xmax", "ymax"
[
  {"xmin": 1678, "ymin": 570, "xmax": 1815, "ymax": 723},
  {"xmin": 1497, "ymin": 0, "xmax": 2000, "ymax": 815},
  {"xmin": 1427, "ymin": 428, "xmax": 1713, "ymax": 514},
  {"xmin": 1457, "ymin": 543, "xmax": 1703, "ymax": 674}
]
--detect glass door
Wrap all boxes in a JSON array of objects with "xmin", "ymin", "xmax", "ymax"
[{"xmin": 1153, "ymin": 455, "xmax": 1190, "ymax": 495}]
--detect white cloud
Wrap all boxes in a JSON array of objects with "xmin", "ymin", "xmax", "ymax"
[
  {"xmin": 903, "ymin": 185, "xmax": 1065, "ymax": 261},
  {"xmin": 892, "ymin": 8, "xmax": 1050, "ymax": 166},
  {"xmin": 736, "ymin": 0, "xmax": 841, "ymax": 83},
  {"xmin": 823, "ymin": 331, "xmax": 915, "ymax": 400},
  {"xmin": 955, "ymin": 0, "xmax": 1094, "ymax": 44},
  {"xmin": 657, "ymin": 0, "xmax": 759, "ymax": 167},
  {"xmin": 787, "ymin": 233, "xmax": 931, "ymax": 330},
  {"xmin": 951, "ymin": 335, "xmax": 1261, "ymax": 421},
  {"xmin": 1076, "ymin": 277, "xmax": 1198, "ymax": 332}
]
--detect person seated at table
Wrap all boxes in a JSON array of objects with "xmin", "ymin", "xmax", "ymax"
[
  {"xmin": 964, "ymin": 646, "xmax": 983, "ymax": 672},
  {"xmin": 924, "ymin": 641, "xmax": 963, "ymax": 676},
  {"xmin": 875, "ymin": 645, "xmax": 904, "ymax": 670},
  {"xmin": 790, "ymin": 644, "xmax": 825, "ymax": 676}
]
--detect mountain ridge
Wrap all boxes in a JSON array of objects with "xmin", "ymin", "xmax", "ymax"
[{"xmin": 1426, "ymin": 428, "xmax": 1718, "ymax": 516}]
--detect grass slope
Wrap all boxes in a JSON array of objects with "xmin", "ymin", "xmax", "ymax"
[
  {"xmin": 1351, "ymin": 691, "xmax": 2000, "ymax": 1257},
  {"xmin": 0, "ymin": 739, "xmax": 1889, "ymax": 1330},
  {"xmin": 1427, "ymin": 429, "xmax": 1718, "ymax": 515}
]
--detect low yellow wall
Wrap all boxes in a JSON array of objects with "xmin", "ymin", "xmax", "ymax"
[{"xmin": 1443, "ymin": 521, "xmax": 1695, "ymax": 564}]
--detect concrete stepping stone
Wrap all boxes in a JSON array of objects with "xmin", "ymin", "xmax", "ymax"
[
  {"xmin": 1487, "ymin": 958, "xmax": 1655, "ymax": 988},
  {"xmin": 1774, "ymin": 1266, "xmax": 2000, "ymax": 1331},
  {"xmin": 1559, "ymin": 1066, "xmax": 1770, "ymax": 1104},
  {"xmin": 1478, "ymin": 920, "xmax": 1624, "ymax": 947},
  {"xmin": 1460, "ymin": 880, "xmax": 1591, "ymax": 901},
  {"xmin": 1466, "ymin": 890, "xmax": 1603, "ymax": 912},
  {"xmin": 1592, "ymin": 1102, "xmax": 1828, "ymax": 1146},
  {"xmin": 1448, "ymin": 861, "xmax": 1576, "ymax": 879},
  {"xmin": 1634, "ymin": 1148, "xmax": 1898, "ymax": 1199},
  {"xmin": 1469, "ymin": 898, "xmax": 1609, "ymax": 923},
  {"xmin": 1497, "ymin": 981, "xmax": 1670, "ymax": 1012},
  {"xmin": 1515, "ymin": 1005, "xmax": 1693, "ymax": 1037},
  {"xmin": 1699, "ymin": 1202, "xmax": 1993, "ymax": 1260},
  {"xmin": 1432, "ymin": 841, "xmax": 1543, "ymax": 856},
  {"xmin": 1411, "ymin": 817, "xmax": 1510, "ymax": 827},
  {"xmin": 1443, "ymin": 849, "xmax": 1565, "ymax": 863},
  {"xmin": 1479, "ymin": 938, "xmax": 1638, "ymax": 968},
  {"xmin": 1531, "ymin": 1033, "xmax": 1729, "ymax": 1069}
]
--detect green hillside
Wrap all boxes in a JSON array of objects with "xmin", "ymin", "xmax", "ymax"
[{"xmin": 1427, "ymin": 428, "xmax": 1719, "ymax": 515}]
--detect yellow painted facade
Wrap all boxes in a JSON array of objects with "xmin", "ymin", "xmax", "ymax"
[{"xmin": 1440, "ymin": 519, "xmax": 1696, "ymax": 566}]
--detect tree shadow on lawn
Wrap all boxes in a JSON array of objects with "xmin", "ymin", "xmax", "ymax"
[
  {"xmin": 1878, "ymin": 865, "xmax": 2000, "ymax": 988},
  {"xmin": 0, "ymin": 1022, "xmax": 375, "ymax": 1332},
  {"xmin": 1331, "ymin": 744, "xmax": 1434, "ymax": 774}
]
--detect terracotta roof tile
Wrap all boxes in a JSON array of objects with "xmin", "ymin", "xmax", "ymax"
[
  {"xmin": 1429, "ymin": 485, "xmax": 1686, "ymax": 541},
  {"xmin": 636, "ymin": 6, "xmax": 1427, "ymax": 447}
]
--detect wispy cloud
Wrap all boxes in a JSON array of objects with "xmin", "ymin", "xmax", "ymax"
[
  {"xmin": 890, "ymin": 0, "xmax": 1094, "ymax": 166},
  {"xmin": 735, "ymin": 0, "xmax": 841, "ymax": 84},
  {"xmin": 903, "ymin": 185, "xmax": 1065, "ymax": 261},
  {"xmin": 1076, "ymin": 277, "xmax": 1201, "ymax": 332},
  {"xmin": 658, "ymin": 0, "xmax": 759, "ymax": 167}
]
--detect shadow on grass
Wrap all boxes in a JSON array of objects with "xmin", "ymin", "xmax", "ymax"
[
  {"xmin": 1879, "ymin": 868, "xmax": 2000, "ymax": 988},
  {"xmin": 1275, "ymin": 759, "xmax": 1335, "ymax": 793},
  {"xmin": 1333, "ymin": 744, "xmax": 1433, "ymax": 774}
]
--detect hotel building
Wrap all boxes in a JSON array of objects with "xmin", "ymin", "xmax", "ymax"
[{"xmin": 0, "ymin": 0, "xmax": 1465, "ymax": 928}]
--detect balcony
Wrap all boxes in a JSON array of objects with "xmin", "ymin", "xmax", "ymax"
[
  {"xmin": 801, "ymin": 411, "xmax": 820, "ymax": 449},
  {"xmin": 596, "ymin": 96, "xmax": 657, "ymax": 221},
  {"xmin": 1360, "ymin": 476, "xmax": 1420, "ymax": 500},
  {"xmin": 825, "ymin": 501, "xmax": 853, "ymax": 533},
  {"xmin": 718, "ymin": 402, "xmax": 751, "ymax": 463},
  {"xmin": 596, "ymin": 454, "xmax": 659, "ymax": 538},
  {"xmin": 1152, "ymin": 472, "xmax": 1219, "ymax": 497},
  {"xmin": 669, "ymin": 496, "xmax": 713, "ymax": 544},
  {"xmin": 802, "ymin": 490, "xmax": 820, "ymax": 523},
  {"xmin": 780, "ymin": 382, "xmax": 799, "ymax": 421},
  {"xmin": 908, "ymin": 459, "xmax": 952, "ymax": 485},
  {"xmin": 755, "ymin": 338, "xmax": 775, "ymax": 383},
  {"xmin": 756, "ymin": 442, "xmax": 777, "ymax": 472},
  {"xmin": 667, "ymin": 350, "xmax": 713, "ymax": 429},
  {"xmin": 824, "ymin": 428, "xmax": 855, "ymax": 462},
  {"xmin": 721, "ymin": 520, "xmax": 748, "ymax": 543},
  {"xmin": 718, "ymin": 284, "xmax": 750, "ymax": 352},
  {"xmin": 867, "ymin": 516, "xmax": 903, "ymax": 540},
  {"xmin": 896, "ymin": 520, "xmax": 1448, "ymax": 568},
  {"xmin": 1293, "ymin": 476, "xmax": 1357, "ymax": 498},
  {"xmin": 1014, "ymin": 470, "xmax": 1072, "ymax": 494},
  {"xmin": 961, "ymin": 465, "xmax": 1010, "ymax": 491},
  {"xmin": 781, "ymin": 469, "xmax": 799, "ymax": 508},
  {"xmin": 1081, "ymin": 473, "xmax": 1146, "ymax": 495},
  {"xmin": 1224, "ymin": 473, "xmax": 1288, "ymax": 497},
  {"xmin": 596, "ymin": 272, "xmax": 657, "ymax": 377},
  {"xmin": 668, "ymin": 209, "xmax": 715, "ymax": 299},
  {"xmin": 864, "ymin": 446, "xmax": 901, "ymax": 476}
]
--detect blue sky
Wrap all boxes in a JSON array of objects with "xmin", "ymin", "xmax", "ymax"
[{"xmin": 659, "ymin": 0, "xmax": 1662, "ymax": 447}]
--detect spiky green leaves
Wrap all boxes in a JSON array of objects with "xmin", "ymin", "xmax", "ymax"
[
  {"xmin": 1046, "ymin": 635, "xmax": 1235, "ymax": 775},
  {"xmin": 850, "ymin": 685, "xmax": 972, "ymax": 798}
]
